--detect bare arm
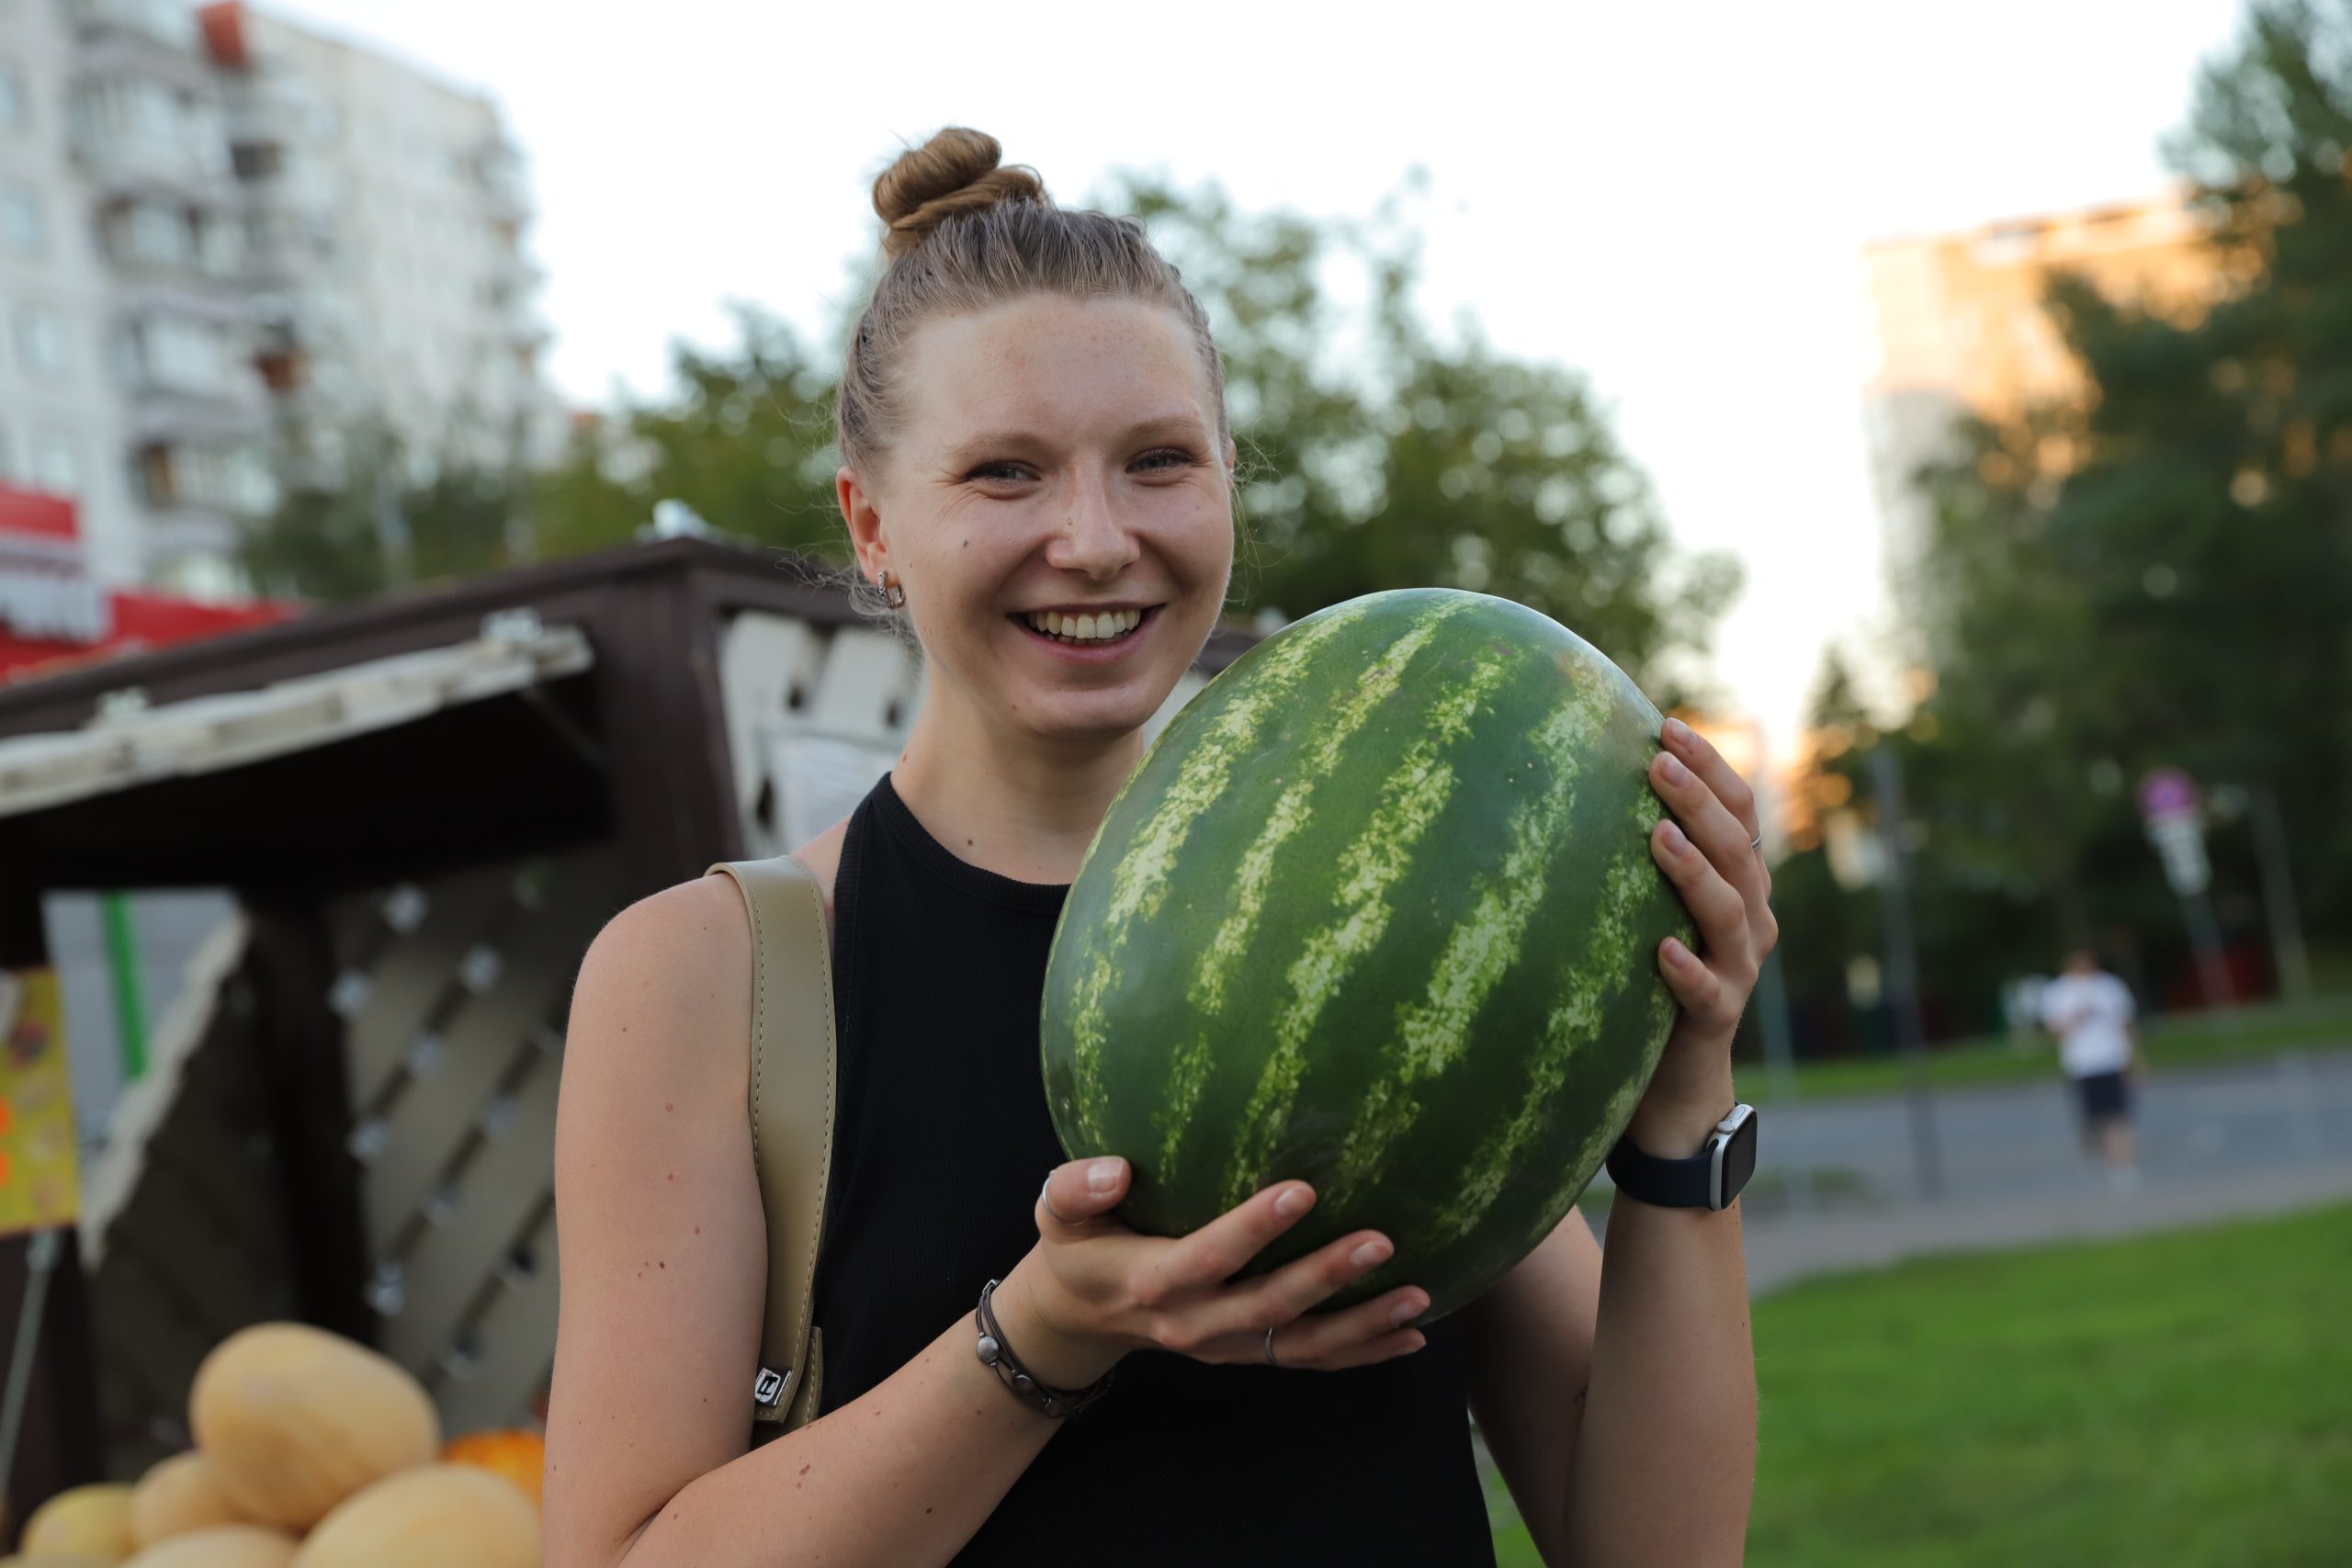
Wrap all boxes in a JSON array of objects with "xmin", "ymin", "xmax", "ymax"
[
  {"xmin": 543, "ymin": 879, "xmax": 1065, "ymax": 1568},
  {"xmin": 1466, "ymin": 716, "xmax": 1768, "ymax": 1567},
  {"xmin": 1460, "ymin": 1205, "xmax": 1603, "ymax": 1567},
  {"xmin": 1564, "ymin": 1093, "xmax": 1755, "ymax": 1566}
]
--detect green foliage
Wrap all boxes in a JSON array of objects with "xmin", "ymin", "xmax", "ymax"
[
  {"xmin": 530, "ymin": 301, "xmax": 850, "ymax": 563},
  {"xmin": 239, "ymin": 420, "xmax": 534, "ymax": 602},
  {"xmin": 1106, "ymin": 170, "xmax": 1739, "ymax": 694},
  {"xmin": 520, "ymin": 172, "xmax": 1736, "ymax": 696}
]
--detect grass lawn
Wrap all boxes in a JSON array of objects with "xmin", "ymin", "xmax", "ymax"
[
  {"xmin": 1742, "ymin": 991, "xmax": 2352, "ymax": 1105},
  {"xmin": 1486, "ymin": 1201, "xmax": 2352, "ymax": 1567}
]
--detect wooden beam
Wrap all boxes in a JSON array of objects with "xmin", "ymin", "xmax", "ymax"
[
  {"xmin": 595, "ymin": 570, "xmax": 743, "ymax": 903},
  {"xmin": 240, "ymin": 894, "xmax": 377, "ymax": 1346}
]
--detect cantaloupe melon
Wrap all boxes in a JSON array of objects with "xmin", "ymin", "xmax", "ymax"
[
  {"xmin": 188, "ymin": 1324, "xmax": 439, "ymax": 1531},
  {"xmin": 129, "ymin": 1455, "xmax": 245, "ymax": 1548},
  {"xmin": 22, "ymin": 1483, "xmax": 136, "ymax": 1560},
  {"xmin": 121, "ymin": 1527, "xmax": 298, "ymax": 1568},
  {"xmin": 289, "ymin": 1466, "xmax": 537, "ymax": 1568}
]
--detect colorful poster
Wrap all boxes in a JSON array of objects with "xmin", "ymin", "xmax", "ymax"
[{"xmin": 0, "ymin": 966, "xmax": 79, "ymax": 1236}]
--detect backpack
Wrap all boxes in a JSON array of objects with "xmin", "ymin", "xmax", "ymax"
[{"xmin": 705, "ymin": 853, "xmax": 836, "ymax": 1442}]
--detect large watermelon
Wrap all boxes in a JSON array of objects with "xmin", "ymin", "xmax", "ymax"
[{"xmin": 1040, "ymin": 587, "xmax": 1694, "ymax": 1322}]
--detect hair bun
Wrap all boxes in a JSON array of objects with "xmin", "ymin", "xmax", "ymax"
[{"xmin": 872, "ymin": 126, "xmax": 1049, "ymax": 263}]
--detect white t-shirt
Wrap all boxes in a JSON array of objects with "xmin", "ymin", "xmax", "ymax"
[{"xmin": 2038, "ymin": 972, "xmax": 2137, "ymax": 1077}]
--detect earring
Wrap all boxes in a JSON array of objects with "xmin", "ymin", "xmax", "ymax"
[{"xmin": 881, "ymin": 570, "xmax": 906, "ymax": 610}]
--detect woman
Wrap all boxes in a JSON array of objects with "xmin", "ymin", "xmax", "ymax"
[{"xmin": 546, "ymin": 127, "xmax": 1767, "ymax": 1568}]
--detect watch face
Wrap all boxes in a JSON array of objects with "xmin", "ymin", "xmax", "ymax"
[{"xmin": 1721, "ymin": 1109, "xmax": 1759, "ymax": 1201}]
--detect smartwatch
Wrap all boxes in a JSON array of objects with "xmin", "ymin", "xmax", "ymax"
[{"xmin": 1604, "ymin": 1103, "xmax": 1758, "ymax": 1212}]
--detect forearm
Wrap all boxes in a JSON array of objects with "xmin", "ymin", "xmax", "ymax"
[
  {"xmin": 1563, "ymin": 1083, "xmax": 1757, "ymax": 1567},
  {"xmin": 616, "ymin": 1307, "xmax": 1059, "ymax": 1568}
]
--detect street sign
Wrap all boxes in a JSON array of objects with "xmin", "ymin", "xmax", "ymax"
[
  {"xmin": 2148, "ymin": 814, "xmax": 2211, "ymax": 896},
  {"xmin": 2139, "ymin": 767, "xmax": 2199, "ymax": 825},
  {"xmin": 2139, "ymin": 768, "xmax": 2210, "ymax": 895}
]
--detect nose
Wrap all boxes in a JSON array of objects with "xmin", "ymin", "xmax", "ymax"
[{"xmin": 1043, "ymin": 461, "xmax": 1140, "ymax": 580}]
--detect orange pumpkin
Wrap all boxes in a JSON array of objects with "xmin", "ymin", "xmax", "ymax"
[{"xmin": 439, "ymin": 1430, "xmax": 544, "ymax": 1511}]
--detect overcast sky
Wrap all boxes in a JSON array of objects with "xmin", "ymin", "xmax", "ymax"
[{"xmin": 263, "ymin": 0, "xmax": 2252, "ymax": 763}]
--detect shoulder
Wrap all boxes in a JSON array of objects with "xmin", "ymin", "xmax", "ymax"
[{"xmin": 572, "ymin": 816, "xmax": 853, "ymax": 1051}]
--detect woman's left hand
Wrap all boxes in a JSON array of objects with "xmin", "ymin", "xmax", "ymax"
[{"xmin": 1639, "ymin": 716, "xmax": 1779, "ymax": 1140}]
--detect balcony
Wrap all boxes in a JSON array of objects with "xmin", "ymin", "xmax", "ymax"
[
  {"xmin": 135, "ymin": 439, "xmax": 277, "ymax": 519},
  {"xmin": 99, "ymin": 199, "xmax": 250, "ymax": 303},
  {"xmin": 69, "ymin": 0, "xmax": 214, "ymax": 93},
  {"xmin": 71, "ymin": 90, "xmax": 239, "ymax": 208},
  {"xmin": 469, "ymin": 136, "xmax": 531, "ymax": 223},
  {"xmin": 115, "ymin": 318, "xmax": 271, "ymax": 447}
]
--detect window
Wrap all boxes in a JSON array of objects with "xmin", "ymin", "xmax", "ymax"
[
  {"xmin": 127, "ymin": 201, "xmax": 186, "ymax": 266},
  {"xmin": 30, "ymin": 429, "xmax": 76, "ymax": 495},
  {"xmin": 16, "ymin": 307, "xmax": 66, "ymax": 378},
  {"xmin": 231, "ymin": 141, "xmax": 282, "ymax": 180},
  {"xmin": 0, "ymin": 184, "xmax": 40, "ymax": 255},
  {"xmin": 136, "ymin": 315, "xmax": 226, "ymax": 392}
]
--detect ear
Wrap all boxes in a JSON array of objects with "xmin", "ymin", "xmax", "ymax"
[{"xmin": 838, "ymin": 464, "xmax": 887, "ymax": 581}]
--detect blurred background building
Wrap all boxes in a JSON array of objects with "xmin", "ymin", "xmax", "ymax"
[
  {"xmin": 0, "ymin": 0, "xmax": 555, "ymax": 605},
  {"xmin": 1860, "ymin": 189, "xmax": 2235, "ymax": 631}
]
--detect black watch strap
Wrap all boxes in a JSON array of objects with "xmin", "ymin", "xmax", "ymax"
[{"xmin": 1605, "ymin": 1104, "xmax": 1758, "ymax": 1211}]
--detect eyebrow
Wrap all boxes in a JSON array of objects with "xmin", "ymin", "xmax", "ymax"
[{"xmin": 940, "ymin": 413, "xmax": 1209, "ymax": 470}]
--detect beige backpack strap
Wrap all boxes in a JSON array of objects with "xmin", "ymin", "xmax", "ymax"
[{"xmin": 707, "ymin": 854, "xmax": 836, "ymax": 1438}]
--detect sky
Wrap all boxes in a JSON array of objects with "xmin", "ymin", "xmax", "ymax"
[{"xmin": 261, "ymin": 0, "xmax": 2254, "ymax": 765}]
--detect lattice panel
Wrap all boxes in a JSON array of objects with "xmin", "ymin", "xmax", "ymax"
[
  {"xmin": 71, "ymin": 840, "xmax": 619, "ymax": 1478},
  {"xmin": 332, "ymin": 840, "xmax": 618, "ymax": 1431}
]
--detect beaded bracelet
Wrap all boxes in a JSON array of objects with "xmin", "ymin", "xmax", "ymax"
[{"xmin": 974, "ymin": 1278, "xmax": 1114, "ymax": 1419}]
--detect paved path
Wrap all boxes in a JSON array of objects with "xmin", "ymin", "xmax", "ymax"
[
  {"xmin": 1738, "ymin": 1155, "xmax": 2352, "ymax": 1295},
  {"xmin": 1595, "ymin": 1047, "xmax": 2352, "ymax": 1295}
]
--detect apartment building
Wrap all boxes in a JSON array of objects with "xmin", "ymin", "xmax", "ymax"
[
  {"xmin": 0, "ymin": 0, "xmax": 555, "ymax": 602},
  {"xmin": 203, "ymin": 2, "xmax": 561, "ymax": 490}
]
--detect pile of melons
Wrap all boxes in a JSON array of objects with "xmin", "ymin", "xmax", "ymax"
[{"xmin": 7, "ymin": 1323, "xmax": 543, "ymax": 1568}]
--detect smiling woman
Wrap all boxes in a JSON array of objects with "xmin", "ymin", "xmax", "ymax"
[{"xmin": 546, "ymin": 124, "xmax": 1758, "ymax": 1568}]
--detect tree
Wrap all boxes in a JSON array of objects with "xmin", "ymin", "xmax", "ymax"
[
  {"xmin": 239, "ymin": 419, "xmax": 535, "ymax": 602},
  {"xmin": 530, "ymin": 302, "xmax": 847, "ymax": 563},
  {"xmin": 536, "ymin": 173, "xmax": 1738, "ymax": 699},
  {"xmin": 1110, "ymin": 170, "xmax": 1738, "ymax": 696}
]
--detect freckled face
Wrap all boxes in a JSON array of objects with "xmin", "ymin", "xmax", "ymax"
[{"xmin": 865, "ymin": 295, "xmax": 1237, "ymax": 742}]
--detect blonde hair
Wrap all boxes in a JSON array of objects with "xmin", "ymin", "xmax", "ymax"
[{"xmin": 834, "ymin": 128, "xmax": 1238, "ymax": 631}]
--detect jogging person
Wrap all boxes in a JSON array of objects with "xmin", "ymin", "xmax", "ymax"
[
  {"xmin": 2038, "ymin": 947, "xmax": 2145, "ymax": 1192},
  {"xmin": 545, "ymin": 127, "xmax": 1767, "ymax": 1568}
]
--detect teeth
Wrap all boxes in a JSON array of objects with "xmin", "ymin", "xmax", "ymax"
[{"xmin": 1025, "ymin": 607, "xmax": 1145, "ymax": 642}]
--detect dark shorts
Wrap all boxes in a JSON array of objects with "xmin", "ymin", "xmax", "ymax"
[{"xmin": 2072, "ymin": 1069, "xmax": 2132, "ymax": 1124}]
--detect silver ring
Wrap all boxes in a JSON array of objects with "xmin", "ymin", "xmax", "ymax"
[
  {"xmin": 1749, "ymin": 829, "xmax": 1763, "ymax": 851},
  {"xmin": 1264, "ymin": 1325, "xmax": 1280, "ymax": 1367},
  {"xmin": 1040, "ymin": 1174, "xmax": 1073, "ymax": 1227}
]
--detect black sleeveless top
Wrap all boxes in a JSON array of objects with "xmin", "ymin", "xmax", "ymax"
[{"xmin": 808, "ymin": 773, "xmax": 1497, "ymax": 1565}]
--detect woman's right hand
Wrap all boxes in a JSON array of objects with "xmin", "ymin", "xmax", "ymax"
[{"xmin": 987, "ymin": 1156, "xmax": 1430, "ymax": 1390}]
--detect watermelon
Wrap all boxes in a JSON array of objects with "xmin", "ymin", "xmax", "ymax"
[{"xmin": 1040, "ymin": 587, "xmax": 1694, "ymax": 1322}]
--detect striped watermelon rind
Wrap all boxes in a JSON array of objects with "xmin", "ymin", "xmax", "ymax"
[{"xmin": 1040, "ymin": 587, "xmax": 1693, "ymax": 1323}]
